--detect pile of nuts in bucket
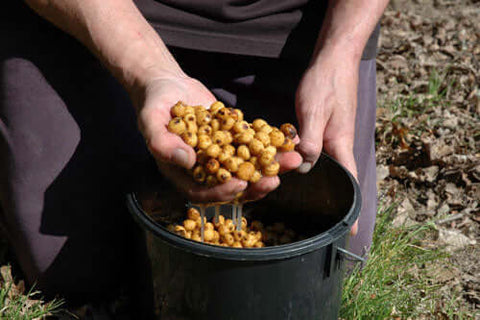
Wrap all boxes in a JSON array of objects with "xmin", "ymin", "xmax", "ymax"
[
  {"xmin": 167, "ymin": 100, "xmax": 297, "ymax": 186},
  {"xmin": 168, "ymin": 207, "xmax": 298, "ymax": 248}
]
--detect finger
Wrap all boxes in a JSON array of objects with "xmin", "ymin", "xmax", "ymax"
[
  {"xmin": 141, "ymin": 107, "xmax": 197, "ymax": 169},
  {"xmin": 157, "ymin": 162, "xmax": 248, "ymax": 203},
  {"xmin": 276, "ymin": 151, "xmax": 303, "ymax": 173},
  {"xmin": 242, "ymin": 176, "xmax": 281, "ymax": 202},
  {"xmin": 295, "ymin": 105, "xmax": 326, "ymax": 174}
]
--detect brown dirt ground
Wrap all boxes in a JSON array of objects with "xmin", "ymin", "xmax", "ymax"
[{"xmin": 376, "ymin": 0, "xmax": 479, "ymax": 317}]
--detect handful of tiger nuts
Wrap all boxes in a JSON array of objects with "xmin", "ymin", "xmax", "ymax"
[{"xmin": 167, "ymin": 101, "xmax": 297, "ymax": 186}]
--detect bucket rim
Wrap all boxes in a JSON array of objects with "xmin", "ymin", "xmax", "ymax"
[{"xmin": 127, "ymin": 153, "xmax": 361, "ymax": 261}]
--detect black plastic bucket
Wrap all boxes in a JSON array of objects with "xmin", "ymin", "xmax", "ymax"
[{"xmin": 127, "ymin": 153, "xmax": 361, "ymax": 320}]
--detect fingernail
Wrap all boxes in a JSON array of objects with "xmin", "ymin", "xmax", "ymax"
[
  {"xmin": 172, "ymin": 149, "xmax": 190, "ymax": 168},
  {"xmin": 297, "ymin": 162, "xmax": 312, "ymax": 174}
]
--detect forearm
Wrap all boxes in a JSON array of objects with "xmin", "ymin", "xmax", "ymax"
[
  {"xmin": 311, "ymin": 0, "xmax": 389, "ymax": 66},
  {"xmin": 24, "ymin": 0, "xmax": 183, "ymax": 102}
]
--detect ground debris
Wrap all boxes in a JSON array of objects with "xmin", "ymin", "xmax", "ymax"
[{"xmin": 376, "ymin": 0, "xmax": 480, "ymax": 317}]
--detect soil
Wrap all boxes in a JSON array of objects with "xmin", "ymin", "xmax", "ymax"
[{"xmin": 376, "ymin": 0, "xmax": 480, "ymax": 316}]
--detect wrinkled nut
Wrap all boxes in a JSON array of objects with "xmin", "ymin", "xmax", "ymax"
[
  {"xmin": 174, "ymin": 225, "xmax": 187, "ymax": 237},
  {"xmin": 216, "ymin": 108, "xmax": 230, "ymax": 119},
  {"xmin": 187, "ymin": 207, "xmax": 200, "ymax": 220},
  {"xmin": 197, "ymin": 135, "xmax": 212, "ymax": 150},
  {"xmin": 233, "ymin": 121, "xmax": 250, "ymax": 133},
  {"xmin": 235, "ymin": 132, "xmax": 254, "ymax": 144},
  {"xmin": 255, "ymin": 131, "xmax": 270, "ymax": 147},
  {"xmin": 210, "ymin": 101, "xmax": 225, "ymax": 114},
  {"xmin": 259, "ymin": 151, "xmax": 275, "ymax": 167},
  {"xmin": 206, "ymin": 144, "xmax": 221, "ymax": 158},
  {"xmin": 237, "ymin": 145, "xmax": 251, "ymax": 160},
  {"xmin": 183, "ymin": 219, "xmax": 197, "ymax": 231},
  {"xmin": 249, "ymin": 156, "xmax": 259, "ymax": 168},
  {"xmin": 217, "ymin": 152, "xmax": 230, "ymax": 163},
  {"xmin": 252, "ymin": 119, "xmax": 268, "ymax": 131},
  {"xmin": 213, "ymin": 215, "xmax": 225, "ymax": 227},
  {"xmin": 183, "ymin": 113, "xmax": 196, "ymax": 124},
  {"xmin": 224, "ymin": 157, "xmax": 240, "ymax": 173},
  {"xmin": 269, "ymin": 129, "xmax": 285, "ymax": 147},
  {"xmin": 191, "ymin": 233, "xmax": 202, "ymax": 242},
  {"xmin": 205, "ymin": 222, "xmax": 214, "ymax": 230},
  {"xmin": 196, "ymin": 111, "xmax": 212, "ymax": 126},
  {"xmin": 212, "ymin": 131, "xmax": 227, "ymax": 146},
  {"xmin": 196, "ymin": 150, "xmax": 209, "ymax": 165},
  {"xmin": 231, "ymin": 109, "xmax": 244, "ymax": 122},
  {"xmin": 233, "ymin": 230, "xmax": 247, "ymax": 242},
  {"xmin": 222, "ymin": 233, "xmax": 235, "ymax": 246},
  {"xmin": 205, "ymin": 158, "xmax": 220, "ymax": 174},
  {"xmin": 192, "ymin": 166, "xmax": 207, "ymax": 183},
  {"xmin": 210, "ymin": 118, "xmax": 221, "ymax": 132},
  {"xmin": 167, "ymin": 117, "xmax": 186, "ymax": 135},
  {"xmin": 216, "ymin": 168, "xmax": 232, "ymax": 183},
  {"xmin": 213, "ymin": 230, "xmax": 220, "ymax": 243},
  {"xmin": 248, "ymin": 139, "xmax": 264, "ymax": 156},
  {"xmin": 181, "ymin": 131, "xmax": 198, "ymax": 147},
  {"xmin": 171, "ymin": 101, "xmax": 186, "ymax": 117},
  {"xmin": 280, "ymin": 123, "xmax": 297, "ymax": 139},
  {"xmin": 194, "ymin": 105, "xmax": 207, "ymax": 116},
  {"xmin": 264, "ymin": 145, "xmax": 277, "ymax": 156},
  {"xmin": 223, "ymin": 144, "xmax": 236, "ymax": 156},
  {"xmin": 254, "ymin": 241, "xmax": 265, "ymax": 248},
  {"xmin": 224, "ymin": 131, "xmax": 233, "ymax": 145},
  {"xmin": 241, "ymin": 217, "xmax": 248, "ymax": 230},
  {"xmin": 278, "ymin": 137, "xmax": 295, "ymax": 152},
  {"xmin": 221, "ymin": 117, "xmax": 235, "ymax": 131},
  {"xmin": 236, "ymin": 162, "xmax": 255, "ymax": 181},
  {"xmin": 232, "ymin": 242, "xmax": 243, "ymax": 248},
  {"xmin": 218, "ymin": 224, "xmax": 230, "ymax": 236},
  {"xmin": 242, "ymin": 235, "xmax": 257, "ymax": 248},
  {"xmin": 206, "ymin": 175, "xmax": 218, "ymax": 187},
  {"xmin": 185, "ymin": 121, "xmax": 198, "ymax": 134},
  {"xmin": 263, "ymin": 160, "xmax": 280, "ymax": 176},
  {"xmin": 249, "ymin": 170, "xmax": 262, "ymax": 183},
  {"xmin": 258, "ymin": 124, "xmax": 273, "ymax": 134},
  {"xmin": 224, "ymin": 219, "xmax": 235, "ymax": 233},
  {"xmin": 198, "ymin": 125, "xmax": 212, "ymax": 136}
]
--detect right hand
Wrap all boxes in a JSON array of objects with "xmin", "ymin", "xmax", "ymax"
[{"xmin": 136, "ymin": 74, "xmax": 247, "ymax": 203}]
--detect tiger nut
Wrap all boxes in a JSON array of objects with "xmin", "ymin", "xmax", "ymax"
[
  {"xmin": 278, "ymin": 137, "xmax": 295, "ymax": 152},
  {"xmin": 236, "ymin": 162, "xmax": 255, "ymax": 181},
  {"xmin": 198, "ymin": 125, "xmax": 213, "ymax": 136},
  {"xmin": 205, "ymin": 158, "xmax": 220, "ymax": 174},
  {"xmin": 248, "ymin": 138, "xmax": 264, "ymax": 156},
  {"xmin": 233, "ymin": 121, "xmax": 250, "ymax": 133},
  {"xmin": 255, "ymin": 131, "xmax": 270, "ymax": 147},
  {"xmin": 280, "ymin": 123, "xmax": 297, "ymax": 139},
  {"xmin": 249, "ymin": 170, "xmax": 262, "ymax": 183},
  {"xmin": 252, "ymin": 119, "xmax": 268, "ymax": 131},
  {"xmin": 259, "ymin": 151, "xmax": 275, "ymax": 167},
  {"xmin": 167, "ymin": 117, "xmax": 186, "ymax": 135},
  {"xmin": 187, "ymin": 207, "xmax": 200, "ymax": 220},
  {"xmin": 206, "ymin": 144, "xmax": 221, "ymax": 158},
  {"xmin": 221, "ymin": 117, "xmax": 235, "ymax": 131},
  {"xmin": 181, "ymin": 131, "xmax": 198, "ymax": 147},
  {"xmin": 171, "ymin": 101, "xmax": 186, "ymax": 117},
  {"xmin": 206, "ymin": 175, "xmax": 218, "ymax": 187},
  {"xmin": 209, "ymin": 101, "xmax": 225, "ymax": 114},
  {"xmin": 269, "ymin": 129, "xmax": 285, "ymax": 147},
  {"xmin": 237, "ymin": 145, "xmax": 251, "ymax": 160},
  {"xmin": 212, "ymin": 131, "xmax": 227, "ymax": 146},
  {"xmin": 216, "ymin": 168, "xmax": 232, "ymax": 183},
  {"xmin": 263, "ymin": 160, "xmax": 280, "ymax": 176},
  {"xmin": 197, "ymin": 134, "xmax": 212, "ymax": 150},
  {"xmin": 193, "ymin": 165, "xmax": 207, "ymax": 183}
]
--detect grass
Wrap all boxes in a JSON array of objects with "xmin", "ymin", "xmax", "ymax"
[
  {"xmin": 340, "ymin": 203, "xmax": 475, "ymax": 319},
  {"xmin": 0, "ymin": 272, "xmax": 63, "ymax": 319}
]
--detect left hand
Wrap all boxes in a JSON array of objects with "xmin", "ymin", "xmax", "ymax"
[{"xmin": 295, "ymin": 52, "xmax": 359, "ymax": 235}]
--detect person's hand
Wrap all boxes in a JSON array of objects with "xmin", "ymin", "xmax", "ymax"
[
  {"xmin": 295, "ymin": 53, "xmax": 359, "ymax": 235},
  {"xmin": 136, "ymin": 74, "xmax": 301, "ymax": 203}
]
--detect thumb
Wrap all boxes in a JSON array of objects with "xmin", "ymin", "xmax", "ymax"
[
  {"xmin": 140, "ymin": 108, "xmax": 196, "ymax": 169},
  {"xmin": 295, "ymin": 112, "xmax": 325, "ymax": 174}
]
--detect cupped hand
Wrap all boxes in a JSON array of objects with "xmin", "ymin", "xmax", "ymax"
[
  {"xmin": 295, "ymin": 54, "xmax": 360, "ymax": 235},
  {"xmin": 135, "ymin": 75, "xmax": 301, "ymax": 203}
]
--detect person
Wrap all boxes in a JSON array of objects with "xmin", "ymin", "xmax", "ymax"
[{"xmin": 0, "ymin": 0, "xmax": 388, "ymax": 317}]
